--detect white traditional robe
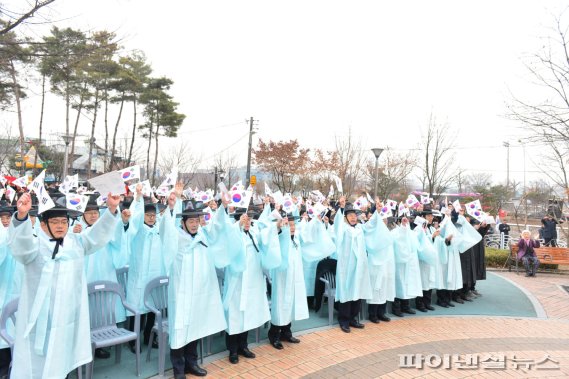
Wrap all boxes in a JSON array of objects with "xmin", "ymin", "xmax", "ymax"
[
  {"xmin": 270, "ymin": 218, "xmax": 334, "ymax": 326},
  {"xmin": 8, "ymin": 210, "xmax": 119, "ymax": 379},
  {"xmin": 164, "ymin": 204, "xmax": 239, "ymax": 349},
  {"xmin": 367, "ymin": 217, "xmax": 396, "ymax": 305},
  {"xmin": 223, "ymin": 207, "xmax": 281, "ymax": 335}
]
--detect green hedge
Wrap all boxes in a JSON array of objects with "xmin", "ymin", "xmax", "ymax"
[
  {"xmin": 485, "ymin": 247, "xmax": 559, "ymax": 270},
  {"xmin": 485, "ymin": 248, "xmax": 509, "ymax": 268}
]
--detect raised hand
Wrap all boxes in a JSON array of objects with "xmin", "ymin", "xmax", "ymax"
[
  {"xmin": 135, "ymin": 183, "xmax": 143, "ymax": 199},
  {"xmin": 174, "ymin": 182, "xmax": 184, "ymax": 198},
  {"xmin": 121, "ymin": 209, "xmax": 131, "ymax": 224},
  {"xmin": 16, "ymin": 192, "xmax": 31, "ymax": 219},
  {"xmin": 73, "ymin": 224, "xmax": 83, "ymax": 233},
  {"xmin": 339, "ymin": 196, "xmax": 346, "ymax": 209},
  {"xmin": 168, "ymin": 192, "xmax": 177, "ymax": 209},
  {"xmin": 106, "ymin": 193, "xmax": 120, "ymax": 214}
]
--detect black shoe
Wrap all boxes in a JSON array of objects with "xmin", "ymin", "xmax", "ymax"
[
  {"xmin": 452, "ymin": 297, "xmax": 464, "ymax": 304},
  {"xmin": 447, "ymin": 302, "xmax": 455, "ymax": 307},
  {"xmin": 436, "ymin": 301, "xmax": 448, "ymax": 308},
  {"xmin": 369, "ymin": 317, "xmax": 380, "ymax": 324},
  {"xmin": 392, "ymin": 310, "xmax": 404, "ymax": 317},
  {"xmin": 270, "ymin": 339, "xmax": 284, "ymax": 350},
  {"xmin": 471, "ymin": 290, "xmax": 482, "ymax": 297},
  {"xmin": 282, "ymin": 336, "xmax": 300, "ymax": 343},
  {"xmin": 229, "ymin": 353, "xmax": 239, "ymax": 364},
  {"xmin": 340, "ymin": 324, "xmax": 351, "ymax": 333},
  {"xmin": 174, "ymin": 374, "xmax": 186, "ymax": 379},
  {"xmin": 186, "ymin": 363, "xmax": 207, "ymax": 377},
  {"xmin": 349, "ymin": 320, "xmax": 365, "ymax": 329},
  {"xmin": 378, "ymin": 314, "xmax": 391, "ymax": 322},
  {"xmin": 237, "ymin": 348, "xmax": 256, "ymax": 358},
  {"xmin": 416, "ymin": 307, "xmax": 427, "ymax": 313},
  {"xmin": 95, "ymin": 348, "xmax": 110, "ymax": 359},
  {"xmin": 425, "ymin": 305, "xmax": 435, "ymax": 311},
  {"xmin": 525, "ymin": 272, "xmax": 531, "ymax": 277},
  {"xmin": 402, "ymin": 308, "xmax": 416, "ymax": 315}
]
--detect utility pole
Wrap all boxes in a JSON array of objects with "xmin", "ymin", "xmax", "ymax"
[{"xmin": 245, "ymin": 117, "xmax": 257, "ymax": 188}]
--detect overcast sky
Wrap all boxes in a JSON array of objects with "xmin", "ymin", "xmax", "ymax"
[{"xmin": 9, "ymin": 0, "xmax": 569, "ymax": 188}]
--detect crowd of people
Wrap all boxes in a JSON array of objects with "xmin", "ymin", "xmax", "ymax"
[{"xmin": 0, "ymin": 181, "xmax": 493, "ymax": 379}]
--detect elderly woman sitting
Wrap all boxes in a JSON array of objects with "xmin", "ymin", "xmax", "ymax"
[{"xmin": 517, "ymin": 230, "xmax": 540, "ymax": 277}]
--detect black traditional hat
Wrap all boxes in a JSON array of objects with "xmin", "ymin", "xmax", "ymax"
[
  {"xmin": 143, "ymin": 196, "xmax": 166, "ymax": 213},
  {"xmin": 284, "ymin": 212, "xmax": 301, "ymax": 222},
  {"xmin": 84, "ymin": 193, "xmax": 104, "ymax": 212},
  {"xmin": 0, "ymin": 200, "xmax": 15, "ymax": 215},
  {"xmin": 40, "ymin": 194, "xmax": 82, "ymax": 221},
  {"xmin": 177, "ymin": 200, "xmax": 207, "ymax": 219},
  {"xmin": 232, "ymin": 207, "xmax": 260, "ymax": 221},
  {"xmin": 120, "ymin": 196, "xmax": 134, "ymax": 210},
  {"xmin": 343, "ymin": 203, "xmax": 362, "ymax": 216}
]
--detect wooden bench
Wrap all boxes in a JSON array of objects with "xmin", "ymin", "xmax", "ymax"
[{"xmin": 508, "ymin": 244, "xmax": 569, "ymax": 274}]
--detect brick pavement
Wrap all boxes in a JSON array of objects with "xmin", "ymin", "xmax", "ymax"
[{"xmin": 162, "ymin": 271, "xmax": 569, "ymax": 379}]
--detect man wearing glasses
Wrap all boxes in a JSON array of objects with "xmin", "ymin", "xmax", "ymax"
[{"xmin": 8, "ymin": 192, "xmax": 121, "ymax": 379}]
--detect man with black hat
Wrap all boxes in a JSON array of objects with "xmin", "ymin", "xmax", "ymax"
[
  {"xmin": 74, "ymin": 193, "xmax": 132, "ymax": 359},
  {"xmin": 161, "ymin": 184, "xmax": 237, "ymax": 378},
  {"xmin": 331, "ymin": 196, "xmax": 388, "ymax": 333},
  {"xmin": 223, "ymin": 199, "xmax": 282, "ymax": 364},
  {"xmin": 125, "ymin": 184, "xmax": 171, "ymax": 352},
  {"xmin": 268, "ymin": 210, "xmax": 334, "ymax": 349},
  {"xmin": 8, "ymin": 191, "xmax": 121, "ymax": 379}
]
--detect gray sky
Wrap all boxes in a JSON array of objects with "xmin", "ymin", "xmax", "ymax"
[{"xmin": 9, "ymin": 0, "xmax": 569, "ymax": 188}]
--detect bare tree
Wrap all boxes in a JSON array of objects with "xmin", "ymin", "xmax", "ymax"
[
  {"xmin": 507, "ymin": 12, "xmax": 569, "ymax": 239},
  {"xmin": 466, "ymin": 172, "xmax": 493, "ymax": 192},
  {"xmin": 418, "ymin": 114, "xmax": 457, "ymax": 200},
  {"xmin": 157, "ymin": 140, "xmax": 200, "ymax": 187},
  {"xmin": 0, "ymin": 124, "xmax": 18, "ymax": 173},
  {"xmin": 334, "ymin": 128, "xmax": 367, "ymax": 198},
  {"xmin": 363, "ymin": 148, "xmax": 416, "ymax": 200}
]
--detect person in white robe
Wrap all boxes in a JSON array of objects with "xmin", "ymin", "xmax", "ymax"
[
  {"xmin": 223, "ymin": 203, "xmax": 281, "ymax": 364},
  {"xmin": 330, "ymin": 196, "xmax": 389, "ymax": 333},
  {"xmin": 267, "ymin": 211, "xmax": 334, "ymax": 349},
  {"xmin": 7, "ymin": 192, "xmax": 120, "ymax": 379},
  {"xmin": 366, "ymin": 212, "xmax": 396, "ymax": 324},
  {"xmin": 73, "ymin": 194, "xmax": 131, "ymax": 360},
  {"xmin": 161, "ymin": 185, "xmax": 238, "ymax": 378},
  {"xmin": 391, "ymin": 217, "xmax": 423, "ymax": 317}
]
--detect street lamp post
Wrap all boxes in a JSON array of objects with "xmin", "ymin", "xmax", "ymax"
[
  {"xmin": 503, "ymin": 141, "xmax": 510, "ymax": 190},
  {"xmin": 60, "ymin": 134, "xmax": 73, "ymax": 181},
  {"xmin": 518, "ymin": 139, "xmax": 527, "ymax": 229},
  {"xmin": 371, "ymin": 148, "xmax": 384, "ymax": 198}
]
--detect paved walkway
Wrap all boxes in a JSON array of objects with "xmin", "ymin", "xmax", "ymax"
[{"xmin": 166, "ymin": 271, "xmax": 569, "ymax": 379}]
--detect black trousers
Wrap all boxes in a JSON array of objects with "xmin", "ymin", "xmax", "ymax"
[
  {"xmin": 416, "ymin": 290, "xmax": 432, "ymax": 308},
  {"xmin": 225, "ymin": 331, "xmax": 249, "ymax": 354},
  {"xmin": 393, "ymin": 298, "xmax": 411, "ymax": 312},
  {"xmin": 268, "ymin": 323, "xmax": 292, "ymax": 342},
  {"xmin": 0, "ymin": 348, "xmax": 10, "ymax": 377},
  {"xmin": 170, "ymin": 340, "xmax": 199, "ymax": 376},
  {"xmin": 367, "ymin": 302, "xmax": 387, "ymax": 319},
  {"xmin": 128, "ymin": 312, "xmax": 156, "ymax": 344},
  {"xmin": 338, "ymin": 300, "xmax": 361, "ymax": 327},
  {"xmin": 436, "ymin": 289, "xmax": 451, "ymax": 304}
]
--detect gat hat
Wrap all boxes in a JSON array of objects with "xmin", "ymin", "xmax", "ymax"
[
  {"xmin": 84, "ymin": 193, "xmax": 104, "ymax": 212},
  {"xmin": 232, "ymin": 208, "xmax": 260, "ymax": 221},
  {"xmin": 0, "ymin": 200, "xmax": 15, "ymax": 215},
  {"xmin": 143, "ymin": 196, "xmax": 166, "ymax": 214},
  {"xmin": 40, "ymin": 194, "xmax": 82, "ymax": 221},
  {"xmin": 177, "ymin": 200, "xmax": 207, "ymax": 219},
  {"xmin": 343, "ymin": 203, "xmax": 362, "ymax": 216}
]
